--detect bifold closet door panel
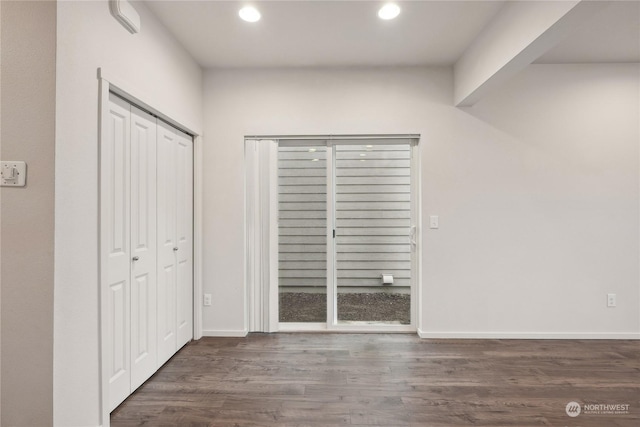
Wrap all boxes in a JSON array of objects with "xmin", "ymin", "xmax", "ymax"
[
  {"xmin": 106, "ymin": 93, "xmax": 132, "ymax": 411},
  {"xmin": 156, "ymin": 121, "xmax": 178, "ymax": 367},
  {"xmin": 175, "ymin": 130, "xmax": 194, "ymax": 348},
  {"xmin": 105, "ymin": 94, "xmax": 195, "ymax": 410},
  {"xmin": 129, "ymin": 106, "xmax": 158, "ymax": 391}
]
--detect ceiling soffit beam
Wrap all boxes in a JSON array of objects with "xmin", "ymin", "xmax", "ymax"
[{"xmin": 453, "ymin": 0, "xmax": 606, "ymax": 107}]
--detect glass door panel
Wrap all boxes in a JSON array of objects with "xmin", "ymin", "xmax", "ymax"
[
  {"xmin": 278, "ymin": 145, "xmax": 327, "ymax": 322},
  {"xmin": 334, "ymin": 144, "xmax": 412, "ymax": 324}
]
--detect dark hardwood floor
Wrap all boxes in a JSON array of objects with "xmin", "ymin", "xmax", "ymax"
[{"xmin": 111, "ymin": 334, "xmax": 640, "ymax": 426}]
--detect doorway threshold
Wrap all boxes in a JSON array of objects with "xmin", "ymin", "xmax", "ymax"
[{"xmin": 278, "ymin": 322, "xmax": 416, "ymax": 333}]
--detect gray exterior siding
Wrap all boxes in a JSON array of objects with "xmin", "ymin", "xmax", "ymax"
[
  {"xmin": 278, "ymin": 144, "xmax": 411, "ymax": 289},
  {"xmin": 279, "ymin": 146, "xmax": 328, "ymax": 287}
]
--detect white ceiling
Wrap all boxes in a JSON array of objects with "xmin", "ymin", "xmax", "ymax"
[
  {"xmin": 536, "ymin": 1, "xmax": 640, "ymax": 64},
  {"xmin": 144, "ymin": 0, "xmax": 640, "ymax": 69},
  {"xmin": 145, "ymin": 0, "xmax": 505, "ymax": 68}
]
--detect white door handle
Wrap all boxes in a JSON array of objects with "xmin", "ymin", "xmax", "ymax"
[{"xmin": 410, "ymin": 225, "xmax": 417, "ymax": 248}]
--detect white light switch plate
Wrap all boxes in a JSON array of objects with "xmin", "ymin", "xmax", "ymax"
[
  {"xmin": 430, "ymin": 215, "xmax": 439, "ymax": 229},
  {"xmin": 1, "ymin": 161, "xmax": 27, "ymax": 187}
]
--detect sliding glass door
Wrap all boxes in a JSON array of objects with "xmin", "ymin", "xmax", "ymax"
[
  {"xmin": 277, "ymin": 137, "xmax": 417, "ymax": 330},
  {"xmin": 334, "ymin": 144, "xmax": 412, "ymax": 325},
  {"xmin": 278, "ymin": 145, "xmax": 328, "ymax": 323}
]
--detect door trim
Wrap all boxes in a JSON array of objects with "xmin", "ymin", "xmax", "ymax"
[{"xmin": 98, "ymin": 69, "xmax": 202, "ymax": 427}]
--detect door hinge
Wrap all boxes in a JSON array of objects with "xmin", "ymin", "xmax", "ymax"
[{"xmin": 333, "ymin": 229, "xmax": 336, "ymax": 238}]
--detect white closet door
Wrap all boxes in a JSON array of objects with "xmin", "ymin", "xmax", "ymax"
[
  {"xmin": 106, "ymin": 93, "xmax": 131, "ymax": 411},
  {"xmin": 129, "ymin": 106, "xmax": 158, "ymax": 390},
  {"xmin": 175, "ymin": 130, "xmax": 193, "ymax": 348},
  {"xmin": 156, "ymin": 121, "xmax": 178, "ymax": 366},
  {"xmin": 104, "ymin": 94, "xmax": 195, "ymax": 411}
]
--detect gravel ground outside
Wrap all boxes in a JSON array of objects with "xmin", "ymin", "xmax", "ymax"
[{"xmin": 279, "ymin": 292, "xmax": 410, "ymax": 324}]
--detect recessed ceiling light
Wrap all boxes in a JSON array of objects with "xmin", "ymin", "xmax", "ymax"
[
  {"xmin": 239, "ymin": 6, "xmax": 261, "ymax": 23},
  {"xmin": 311, "ymin": 158, "xmax": 319, "ymax": 162},
  {"xmin": 360, "ymin": 153, "xmax": 366, "ymax": 157},
  {"xmin": 308, "ymin": 148, "xmax": 317, "ymax": 152},
  {"xmin": 378, "ymin": 3, "xmax": 400, "ymax": 20}
]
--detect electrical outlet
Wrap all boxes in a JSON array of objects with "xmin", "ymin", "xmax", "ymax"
[
  {"xmin": 203, "ymin": 293, "xmax": 212, "ymax": 306},
  {"xmin": 607, "ymin": 293, "xmax": 616, "ymax": 307}
]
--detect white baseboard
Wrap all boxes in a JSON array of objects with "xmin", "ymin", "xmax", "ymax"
[
  {"xmin": 417, "ymin": 329, "xmax": 640, "ymax": 340},
  {"xmin": 201, "ymin": 328, "xmax": 639, "ymax": 339},
  {"xmin": 202, "ymin": 329, "xmax": 248, "ymax": 337}
]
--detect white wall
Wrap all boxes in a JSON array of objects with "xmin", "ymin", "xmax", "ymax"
[
  {"xmin": 202, "ymin": 65, "xmax": 639, "ymax": 338},
  {"xmin": 203, "ymin": 67, "xmax": 448, "ymax": 334},
  {"xmin": 426, "ymin": 63, "xmax": 639, "ymax": 337},
  {"xmin": 453, "ymin": 0, "xmax": 581, "ymax": 105},
  {"xmin": 55, "ymin": 1, "xmax": 202, "ymax": 425}
]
